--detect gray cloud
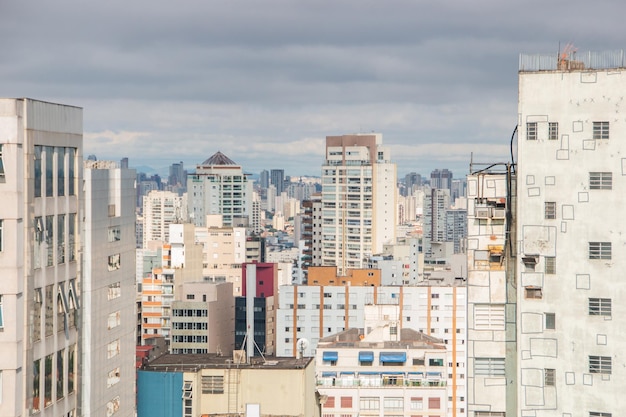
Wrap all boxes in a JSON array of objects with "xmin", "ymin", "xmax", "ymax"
[{"xmin": 1, "ymin": 0, "xmax": 624, "ymax": 178}]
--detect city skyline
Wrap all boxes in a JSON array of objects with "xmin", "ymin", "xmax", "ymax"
[{"xmin": 2, "ymin": 1, "xmax": 624, "ymax": 177}]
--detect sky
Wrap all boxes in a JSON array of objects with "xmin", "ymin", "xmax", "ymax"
[{"xmin": 1, "ymin": 1, "xmax": 624, "ymax": 179}]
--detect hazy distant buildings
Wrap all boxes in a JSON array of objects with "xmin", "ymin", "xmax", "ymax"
[
  {"xmin": 431, "ymin": 168, "xmax": 453, "ymax": 191},
  {"xmin": 320, "ymin": 134, "xmax": 397, "ymax": 275},
  {"xmin": 271, "ymin": 168, "xmax": 285, "ymax": 195},
  {"xmin": 187, "ymin": 151, "xmax": 253, "ymax": 227}
]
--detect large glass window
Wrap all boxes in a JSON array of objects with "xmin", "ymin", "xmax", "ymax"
[
  {"xmin": 44, "ymin": 354, "xmax": 53, "ymax": 407},
  {"xmin": 68, "ymin": 148, "xmax": 76, "ymax": 196},
  {"xmin": 57, "ymin": 147, "xmax": 65, "ymax": 196},
  {"xmin": 33, "ymin": 359, "xmax": 41, "ymax": 412},
  {"xmin": 57, "ymin": 214, "xmax": 65, "ymax": 264},
  {"xmin": 57, "ymin": 349, "xmax": 64, "ymax": 400},
  {"xmin": 45, "ymin": 215, "xmax": 54, "ymax": 266},
  {"xmin": 34, "ymin": 288, "xmax": 42, "ymax": 341},
  {"xmin": 69, "ymin": 213, "xmax": 76, "ymax": 262},
  {"xmin": 68, "ymin": 345, "xmax": 76, "ymax": 394},
  {"xmin": 45, "ymin": 285, "xmax": 54, "ymax": 337},
  {"xmin": 34, "ymin": 146, "xmax": 42, "ymax": 197},
  {"xmin": 45, "ymin": 146, "xmax": 54, "ymax": 197}
]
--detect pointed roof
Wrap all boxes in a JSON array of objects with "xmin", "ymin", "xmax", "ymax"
[{"xmin": 201, "ymin": 151, "xmax": 237, "ymax": 166}]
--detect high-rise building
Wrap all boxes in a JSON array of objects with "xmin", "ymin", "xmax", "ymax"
[
  {"xmin": 167, "ymin": 161, "xmax": 186, "ymax": 192},
  {"xmin": 468, "ymin": 50, "xmax": 626, "ymax": 416},
  {"xmin": 82, "ymin": 160, "xmax": 136, "ymax": 417},
  {"xmin": 431, "ymin": 168, "xmax": 453, "ymax": 191},
  {"xmin": 259, "ymin": 169, "xmax": 269, "ymax": 189},
  {"xmin": 403, "ymin": 172, "xmax": 422, "ymax": 196},
  {"xmin": 0, "ymin": 99, "xmax": 82, "ymax": 417},
  {"xmin": 142, "ymin": 190, "xmax": 187, "ymax": 248},
  {"xmin": 187, "ymin": 151, "xmax": 253, "ymax": 228},
  {"xmin": 423, "ymin": 188, "xmax": 451, "ymax": 259},
  {"xmin": 270, "ymin": 168, "xmax": 285, "ymax": 195},
  {"xmin": 321, "ymin": 134, "xmax": 396, "ymax": 275}
]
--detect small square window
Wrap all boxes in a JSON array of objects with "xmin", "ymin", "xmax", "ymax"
[
  {"xmin": 527, "ymin": 122, "xmax": 537, "ymax": 140},
  {"xmin": 593, "ymin": 121, "xmax": 609, "ymax": 140},
  {"xmin": 544, "ymin": 202, "xmax": 556, "ymax": 219},
  {"xmin": 544, "ymin": 368, "xmax": 556, "ymax": 386},
  {"xmin": 548, "ymin": 122, "xmax": 559, "ymax": 140}
]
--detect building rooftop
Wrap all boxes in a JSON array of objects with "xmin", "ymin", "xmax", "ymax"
[
  {"xmin": 200, "ymin": 151, "xmax": 237, "ymax": 166},
  {"xmin": 142, "ymin": 353, "xmax": 312, "ymax": 372},
  {"xmin": 318, "ymin": 328, "xmax": 446, "ymax": 350},
  {"xmin": 519, "ymin": 49, "xmax": 625, "ymax": 72}
]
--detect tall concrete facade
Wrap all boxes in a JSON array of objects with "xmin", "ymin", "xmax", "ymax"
[
  {"xmin": 321, "ymin": 134, "xmax": 396, "ymax": 275},
  {"xmin": 0, "ymin": 99, "xmax": 82, "ymax": 417},
  {"xmin": 82, "ymin": 160, "xmax": 136, "ymax": 417}
]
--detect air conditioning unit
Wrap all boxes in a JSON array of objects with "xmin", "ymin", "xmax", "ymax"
[
  {"xmin": 492, "ymin": 208, "xmax": 506, "ymax": 219},
  {"xmin": 475, "ymin": 208, "xmax": 491, "ymax": 218}
]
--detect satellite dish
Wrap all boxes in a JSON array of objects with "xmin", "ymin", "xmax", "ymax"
[{"xmin": 296, "ymin": 338, "xmax": 309, "ymax": 358}]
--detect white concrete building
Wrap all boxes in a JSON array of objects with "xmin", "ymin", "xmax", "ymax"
[
  {"xmin": 321, "ymin": 134, "xmax": 397, "ymax": 275},
  {"xmin": 142, "ymin": 190, "xmax": 187, "ymax": 248},
  {"xmin": 276, "ymin": 284, "xmax": 467, "ymax": 417},
  {"xmin": 187, "ymin": 151, "xmax": 253, "ymax": 228},
  {"xmin": 82, "ymin": 160, "xmax": 136, "ymax": 417},
  {"xmin": 0, "ymin": 99, "xmax": 81, "ymax": 417},
  {"xmin": 316, "ymin": 327, "xmax": 448, "ymax": 417},
  {"xmin": 514, "ymin": 50, "xmax": 626, "ymax": 416}
]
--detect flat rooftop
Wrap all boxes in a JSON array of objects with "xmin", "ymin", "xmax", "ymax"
[
  {"xmin": 143, "ymin": 353, "xmax": 312, "ymax": 372},
  {"xmin": 319, "ymin": 328, "xmax": 446, "ymax": 350},
  {"xmin": 519, "ymin": 50, "xmax": 625, "ymax": 72}
]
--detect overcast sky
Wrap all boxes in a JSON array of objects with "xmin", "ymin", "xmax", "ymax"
[{"xmin": 1, "ymin": 1, "xmax": 624, "ymax": 179}]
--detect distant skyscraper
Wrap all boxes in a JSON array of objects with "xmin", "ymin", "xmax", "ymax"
[
  {"xmin": 259, "ymin": 169, "xmax": 269, "ymax": 189},
  {"xmin": 168, "ymin": 161, "xmax": 186, "ymax": 188},
  {"xmin": 321, "ymin": 134, "xmax": 396, "ymax": 275},
  {"xmin": 0, "ymin": 98, "xmax": 82, "ymax": 417},
  {"xmin": 120, "ymin": 157, "xmax": 129, "ymax": 169},
  {"xmin": 431, "ymin": 168, "xmax": 453, "ymax": 191},
  {"xmin": 404, "ymin": 172, "xmax": 422, "ymax": 196},
  {"xmin": 187, "ymin": 151, "xmax": 253, "ymax": 227},
  {"xmin": 270, "ymin": 169, "xmax": 285, "ymax": 195},
  {"xmin": 423, "ymin": 187, "xmax": 450, "ymax": 258}
]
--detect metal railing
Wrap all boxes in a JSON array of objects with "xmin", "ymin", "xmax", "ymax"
[{"xmin": 519, "ymin": 50, "xmax": 625, "ymax": 72}]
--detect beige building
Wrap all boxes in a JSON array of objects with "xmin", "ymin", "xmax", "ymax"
[
  {"xmin": 140, "ymin": 354, "xmax": 320, "ymax": 417},
  {"xmin": 0, "ymin": 99, "xmax": 82, "ymax": 417}
]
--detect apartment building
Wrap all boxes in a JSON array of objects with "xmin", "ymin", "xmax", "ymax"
[
  {"xmin": 316, "ymin": 327, "xmax": 448, "ymax": 417},
  {"xmin": 0, "ymin": 99, "xmax": 81, "ymax": 417},
  {"xmin": 142, "ymin": 190, "xmax": 187, "ymax": 248},
  {"xmin": 321, "ymin": 134, "xmax": 397, "ymax": 275},
  {"xmin": 82, "ymin": 160, "xmax": 136, "ymax": 417},
  {"xmin": 276, "ymin": 284, "xmax": 467, "ymax": 417},
  {"xmin": 514, "ymin": 51, "xmax": 626, "ymax": 416},
  {"xmin": 187, "ymin": 151, "xmax": 253, "ymax": 228}
]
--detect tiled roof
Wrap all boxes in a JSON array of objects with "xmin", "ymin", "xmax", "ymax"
[{"xmin": 201, "ymin": 151, "xmax": 237, "ymax": 166}]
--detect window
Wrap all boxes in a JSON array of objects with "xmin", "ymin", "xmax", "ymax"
[
  {"xmin": 34, "ymin": 146, "xmax": 42, "ymax": 197},
  {"xmin": 383, "ymin": 397, "xmax": 403, "ymax": 411},
  {"xmin": 108, "ymin": 226, "xmax": 121, "ymax": 242},
  {"xmin": 360, "ymin": 397, "xmax": 379, "ymax": 410},
  {"xmin": 186, "ymin": 294, "xmax": 195, "ymax": 300},
  {"xmin": 428, "ymin": 397, "xmax": 441, "ymax": 409},
  {"xmin": 107, "ymin": 367, "xmax": 121, "ymax": 388},
  {"xmin": 340, "ymin": 397, "xmax": 352, "ymax": 408},
  {"xmin": 545, "ymin": 313, "xmax": 555, "ymax": 330},
  {"xmin": 549, "ymin": 122, "xmax": 559, "ymax": 140},
  {"xmin": 57, "ymin": 147, "xmax": 65, "ymax": 196},
  {"xmin": 589, "ymin": 242, "xmax": 611, "ymax": 260},
  {"xmin": 474, "ymin": 358, "xmax": 505, "ymax": 376},
  {"xmin": 108, "ymin": 254, "xmax": 121, "ymax": 271},
  {"xmin": 474, "ymin": 304, "xmax": 505, "ymax": 330},
  {"xmin": 475, "ymin": 413, "xmax": 505, "ymax": 417},
  {"xmin": 527, "ymin": 122, "xmax": 537, "ymax": 140},
  {"xmin": 107, "ymin": 340, "xmax": 120, "ymax": 359},
  {"xmin": 106, "ymin": 396, "xmax": 120, "ymax": 416},
  {"xmin": 108, "ymin": 282, "xmax": 121, "ymax": 300},
  {"xmin": 545, "ymin": 257, "xmax": 556, "ymax": 274},
  {"xmin": 0, "ymin": 295, "xmax": 3, "ymax": 329},
  {"xmin": 525, "ymin": 288, "xmax": 542, "ymax": 299},
  {"xmin": 589, "ymin": 298, "xmax": 611, "ymax": 316},
  {"xmin": 44, "ymin": 354, "xmax": 53, "ymax": 407},
  {"xmin": 107, "ymin": 311, "xmax": 121, "ymax": 329},
  {"xmin": 544, "ymin": 368, "xmax": 555, "ymax": 386},
  {"xmin": 544, "ymin": 202, "xmax": 556, "ymax": 219},
  {"xmin": 325, "ymin": 396, "xmax": 335, "ymax": 408},
  {"xmin": 593, "ymin": 121, "xmax": 609, "ymax": 140},
  {"xmin": 589, "ymin": 172, "xmax": 612, "ymax": 190},
  {"xmin": 590, "ymin": 412, "xmax": 612, "ymax": 417},
  {"xmin": 33, "ymin": 359, "xmax": 41, "ymax": 411},
  {"xmin": 429, "ymin": 358, "xmax": 444, "ymax": 366},
  {"xmin": 589, "ymin": 355, "xmax": 611, "ymax": 374},
  {"xmin": 410, "ymin": 397, "xmax": 423, "ymax": 410}
]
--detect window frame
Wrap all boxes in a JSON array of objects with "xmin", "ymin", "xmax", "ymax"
[
  {"xmin": 527, "ymin": 122, "xmax": 538, "ymax": 140},
  {"xmin": 593, "ymin": 121, "xmax": 609, "ymax": 140},
  {"xmin": 548, "ymin": 122, "xmax": 559, "ymax": 140},
  {"xmin": 589, "ymin": 242, "xmax": 611, "ymax": 260},
  {"xmin": 589, "ymin": 355, "xmax": 612, "ymax": 374},
  {"xmin": 589, "ymin": 298, "xmax": 611, "ymax": 316},
  {"xmin": 544, "ymin": 202, "xmax": 556, "ymax": 219},
  {"xmin": 589, "ymin": 172, "xmax": 612, "ymax": 190}
]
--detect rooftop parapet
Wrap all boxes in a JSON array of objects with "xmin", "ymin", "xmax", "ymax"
[{"xmin": 519, "ymin": 50, "xmax": 625, "ymax": 72}]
